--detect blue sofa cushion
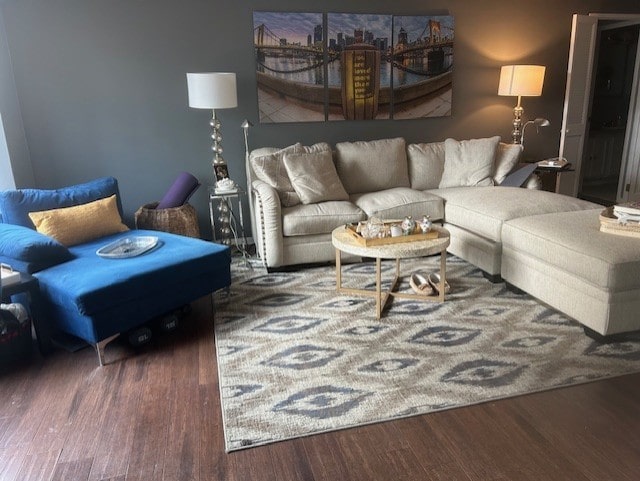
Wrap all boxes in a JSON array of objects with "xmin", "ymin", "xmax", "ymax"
[
  {"xmin": 0, "ymin": 223, "xmax": 73, "ymax": 273},
  {"xmin": 33, "ymin": 230, "xmax": 231, "ymax": 343},
  {"xmin": 0, "ymin": 177, "xmax": 123, "ymax": 229}
]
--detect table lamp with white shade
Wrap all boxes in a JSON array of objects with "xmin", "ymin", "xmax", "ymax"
[
  {"xmin": 498, "ymin": 65, "xmax": 546, "ymax": 144},
  {"xmin": 186, "ymin": 72, "xmax": 238, "ymax": 189}
]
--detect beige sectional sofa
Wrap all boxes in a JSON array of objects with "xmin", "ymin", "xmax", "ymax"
[
  {"xmin": 246, "ymin": 136, "xmax": 594, "ymax": 273},
  {"xmin": 245, "ymin": 136, "xmax": 640, "ymax": 338}
]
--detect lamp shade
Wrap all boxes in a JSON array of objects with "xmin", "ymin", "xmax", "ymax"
[
  {"xmin": 186, "ymin": 72, "xmax": 238, "ymax": 109},
  {"xmin": 498, "ymin": 65, "xmax": 545, "ymax": 97}
]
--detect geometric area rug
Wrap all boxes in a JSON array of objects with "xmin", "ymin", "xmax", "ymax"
[{"xmin": 213, "ymin": 256, "xmax": 640, "ymax": 452}]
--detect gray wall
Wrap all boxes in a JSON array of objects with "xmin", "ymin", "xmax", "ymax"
[
  {"xmin": 1, "ymin": 0, "xmax": 639, "ymax": 235},
  {"xmin": 0, "ymin": 9, "xmax": 33, "ymax": 189}
]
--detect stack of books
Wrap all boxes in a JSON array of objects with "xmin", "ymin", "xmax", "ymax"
[
  {"xmin": 1, "ymin": 263, "xmax": 21, "ymax": 287},
  {"xmin": 613, "ymin": 201, "xmax": 640, "ymax": 224}
]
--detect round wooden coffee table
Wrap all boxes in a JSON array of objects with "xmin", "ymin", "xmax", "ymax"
[{"xmin": 331, "ymin": 225, "xmax": 450, "ymax": 319}]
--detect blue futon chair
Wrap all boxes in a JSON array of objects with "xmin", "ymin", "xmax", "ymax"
[{"xmin": 0, "ymin": 177, "xmax": 231, "ymax": 365}]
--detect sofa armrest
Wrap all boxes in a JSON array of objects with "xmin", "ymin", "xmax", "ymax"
[
  {"xmin": 251, "ymin": 180, "xmax": 284, "ymax": 268},
  {"xmin": 0, "ymin": 223, "xmax": 73, "ymax": 273}
]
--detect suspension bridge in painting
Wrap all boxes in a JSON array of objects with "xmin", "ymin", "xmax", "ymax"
[
  {"xmin": 392, "ymin": 19, "xmax": 454, "ymax": 76},
  {"xmin": 254, "ymin": 24, "xmax": 328, "ymax": 74}
]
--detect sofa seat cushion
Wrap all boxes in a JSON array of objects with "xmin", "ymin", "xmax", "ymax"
[
  {"xmin": 282, "ymin": 201, "xmax": 365, "ymax": 236},
  {"xmin": 429, "ymin": 186, "xmax": 600, "ymax": 242},
  {"xmin": 351, "ymin": 188, "xmax": 444, "ymax": 220},
  {"xmin": 503, "ymin": 209, "xmax": 640, "ymax": 291},
  {"xmin": 33, "ymin": 230, "xmax": 231, "ymax": 343}
]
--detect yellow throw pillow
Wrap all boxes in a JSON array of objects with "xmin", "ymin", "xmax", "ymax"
[{"xmin": 28, "ymin": 194, "xmax": 129, "ymax": 246}]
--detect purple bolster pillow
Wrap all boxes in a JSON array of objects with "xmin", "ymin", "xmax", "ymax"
[{"xmin": 156, "ymin": 172, "xmax": 201, "ymax": 209}]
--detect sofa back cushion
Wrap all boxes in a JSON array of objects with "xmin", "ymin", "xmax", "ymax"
[
  {"xmin": 335, "ymin": 137, "xmax": 409, "ymax": 194},
  {"xmin": 493, "ymin": 142, "xmax": 524, "ymax": 184},
  {"xmin": 407, "ymin": 142, "xmax": 445, "ymax": 190},
  {"xmin": 0, "ymin": 177, "xmax": 122, "ymax": 229},
  {"xmin": 439, "ymin": 136, "xmax": 500, "ymax": 188}
]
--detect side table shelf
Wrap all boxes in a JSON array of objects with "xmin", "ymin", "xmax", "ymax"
[
  {"xmin": 208, "ymin": 186, "xmax": 248, "ymax": 254},
  {"xmin": 534, "ymin": 165, "xmax": 575, "ymax": 193}
]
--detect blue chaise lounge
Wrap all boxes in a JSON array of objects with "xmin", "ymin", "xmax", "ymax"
[{"xmin": 0, "ymin": 177, "xmax": 231, "ymax": 365}]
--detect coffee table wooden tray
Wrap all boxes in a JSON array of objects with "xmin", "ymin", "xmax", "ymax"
[
  {"xmin": 344, "ymin": 222, "xmax": 439, "ymax": 247},
  {"xmin": 599, "ymin": 207, "xmax": 640, "ymax": 239}
]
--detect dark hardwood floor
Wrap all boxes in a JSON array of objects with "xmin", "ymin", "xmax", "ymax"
[{"xmin": 1, "ymin": 295, "xmax": 640, "ymax": 481}]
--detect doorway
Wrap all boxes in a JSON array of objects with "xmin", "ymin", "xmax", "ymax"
[
  {"xmin": 580, "ymin": 23, "xmax": 640, "ymax": 204},
  {"xmin": 558, "ymin": 14, "xmax": 640, "ymax": 203}
]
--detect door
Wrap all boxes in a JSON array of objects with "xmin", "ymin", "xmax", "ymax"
[
  {"xmin": 558, "ymin": 15, "xmax": 598, "ymax": 196},
  {"xmin": 618, "ymin": 36, "xmax": 640, "ymax": 202},
  {"xmin": 559, "ymin": 14, "xmax": 640, "ymax": 199}
]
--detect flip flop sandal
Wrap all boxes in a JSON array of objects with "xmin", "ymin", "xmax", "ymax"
[
  {"xmin": 410, "ymin": 272, "xmax": 434, "ymax": 295},
  {"xmin": 428, "ymin": 272, "xmax": 451, "ymax": 294}
]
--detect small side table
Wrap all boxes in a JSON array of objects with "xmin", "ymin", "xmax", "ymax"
[
  {"xmin": 1, "ymin": 272, "xmax": 51, "ymax": 355},
  {"xmin": 208, "ymin": 186, "xmax": 248, "ymax": 253},
  {"xmin": 534, "ymin": 165, "xmax": 575, "ymax": 193}
]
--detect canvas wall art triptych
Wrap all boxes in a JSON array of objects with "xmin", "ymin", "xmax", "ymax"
[{"xmin": 252, "ymin": 12, "xmax": 455, "ymax": 123}]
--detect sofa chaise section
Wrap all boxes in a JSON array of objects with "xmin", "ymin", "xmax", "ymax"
[
  {"xmin": 35, "ymin": 229, "xmax": 230, "ymax": 359},
  {"xmin": 501, "ymin": 209, "xmax": 640, "ymax": 337},
  {"xmin": 0, "ymin": 177, "xmax": 231, "ymax": 365},
  {"xmin": 429, "ymin": 186, "xmax": 600, "ymax": 278}
]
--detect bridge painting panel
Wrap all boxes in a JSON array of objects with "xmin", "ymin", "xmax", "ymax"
[{"xmin": 252, "ymin": 11, "xmax": 454, "ymax": 123}]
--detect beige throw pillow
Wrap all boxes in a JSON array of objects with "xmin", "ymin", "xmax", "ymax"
[
  {"xmin": 407, "ymin": 142, "xmax": 446, "ymax": 190},
  {"xmin": 250, "ymin": 143, "xmax": 302, "ymax": 207},
  {"xmin": 335, "ymin": 137, "xmax": 409, "ymax": 194},
  {"xmin": 493, "ymin": 142, "xmax": 524, "ymax": 185},
  {"xmin": 302, "ymin": 142, "xmax": 332, "ymax": 154},
  {"xmin": 439, "ymin": 136, "xmax": 500, "ymax": 188},
  {"xmin": 250, "ymin": 142, "xmax": 332, "ymax": 206},
  {"xmin": 28, "ymin": 194, "xmax": 129, "ymax": 247},
  {"xmin": 283, "ymin": 150, "xmax": 349, "ymax": 204}
]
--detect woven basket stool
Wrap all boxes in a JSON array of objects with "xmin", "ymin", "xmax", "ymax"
[{"xmin": 134, "ymin": 202, "xmax": 200, "ymax": 238}]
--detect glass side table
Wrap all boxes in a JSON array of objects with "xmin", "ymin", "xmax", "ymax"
[{"xmin": 208, "ymin": 186, "xmax": 248, "ymax": 255}]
